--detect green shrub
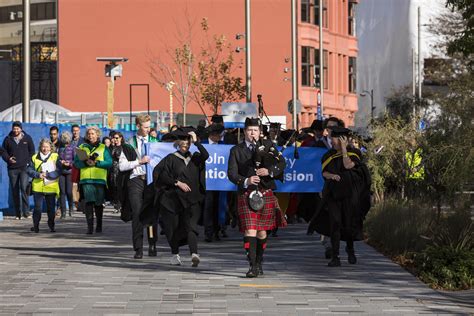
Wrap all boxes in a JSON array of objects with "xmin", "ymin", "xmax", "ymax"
[
  {"xmin": 365, "ymin": 199, "xmax": 433, "ymax": 255},
  {"xmin": 415, "ymin": 246, "xmax": 474, "ymax": 290}
]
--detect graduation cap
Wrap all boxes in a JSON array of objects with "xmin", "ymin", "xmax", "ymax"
[
  {"xmin": 209, "ymin": 114, "xmax": 227, "ymax": 125},
  {"xmin": 310, "ymin": 119, "xmax": 324, "ymax": 132},
  {"xmin": 300, "ymin": 127, "xmax": 313, "ymax": 134},
  {"xmin": 207, "ymin": 123, "xmax": 224, "ymax": 134},
  {"xmin": 268, "ymin": 122, "xmax": 282, "ymax": 130},
  {"xmin": 179, "ymin": 126, "xmax": 197, "ymax": 134},
  {"xmin": 244, "ymin": 117, "xmax": 261, "ymax": 128},
  {"xmin": 161, "ymin": 132, "xmax": 178, "ymax": 142},
  {"xmin": 329, "ymin": 126, "xmax": 352, "ymax": 137},
  {"xmin": 280, "ymin": 129, "xmax": 297, "ymax": 142}
]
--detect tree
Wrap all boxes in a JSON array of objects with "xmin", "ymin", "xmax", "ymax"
[
  {"xmin": 190, "ymin": 18, "xmax": 246, "ymax": 114},
  {"xmin": 444, "ymin": 0, "xmax": 474, "ymax": 57}
]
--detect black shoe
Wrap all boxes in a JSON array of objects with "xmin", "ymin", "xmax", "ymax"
[
  {"xmin": 230, "ymin": 218, "xmax": 237, "ymax": 228},
  {"xmin": 221, "ymin": 230, "xmax": 228, "ymax": 238},
  {"xmin": 148, "ymin": 244, "xmax": 157, "ymax": 257},
  {"xmin": 246, "ymin": 266, "xmax": 259, "ymax": 278},
  {"xmin": 328, "ymin": 257, "xmax": 341, "ymax": 267},
  {"xmin": 134, "ymin": 249, "xmax": 143, "ymax": 259},
  {"xmin": 324, "ymin": 247, "xmax": 332, "ymax": 259},
  {"xmin": 214, "ymin": 233, "xmax": 221, "ymax": 241},
  {"xmin": 69, "ymin": 210, "xmax": 72, "ymax": 217},
  {"xmin": 257, "ymin": 263, "xmax": 264, "ymax": 275},
  {"xmin": 50, "ymin": 228, "xmax": 56, "ymax": 233},
  {"xmin": 30, "ymin": 226, "xmax": 39, "ymax": 233}
]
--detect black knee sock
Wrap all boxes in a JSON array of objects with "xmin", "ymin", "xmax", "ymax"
[
  {"xmin": 244, "ymin": 236, "xmax": 257, "ymax": 266},
  {"xmin": 256, "ymin": 237, "xmax": 267, "ymax": 263}
]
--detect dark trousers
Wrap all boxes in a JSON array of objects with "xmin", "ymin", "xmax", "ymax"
[
  {"xmin": 8, "ymin": 167, "xmax": 30, "ymax": 217},
  {"xmin": 203, "ymin": 191, "xmax": 221, "ymax": 237},
  {"xmin": 33, "ymin": 193, "xmax": 56, "ymax": 230},
  {"xmin": 165, "ymin": 203, "xmax": 200, "ymax": 255},
  {"xmin": 59, "ymin": 173, "xmax": 73, "ymax": 215},
  {"xmin": 128, "ymin": 177, "xmax": 157, "ymax": 251},
  {"xmin": 328, "ymin": 200, "xmax": 354, "ymax": 257}
]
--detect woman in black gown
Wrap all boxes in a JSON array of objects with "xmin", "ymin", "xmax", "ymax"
[{"xmin": 154, "ymin": 129, "xmax": 209, "ymax": 267}]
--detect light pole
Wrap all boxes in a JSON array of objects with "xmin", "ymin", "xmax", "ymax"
[
  {"xmin": 360, "ymin": 89, "xmax": 374, "ymax": 123},
  {"xmin": 245, "ymin": 0, "xmax": 251, "ymax": 102},
  {"xmin": 166, "ymin": 81, "xmax": 175, "ymax": 127},
  {"xmin": 23, "ymin": 0, "xmax": 30, "ymax": 123}
]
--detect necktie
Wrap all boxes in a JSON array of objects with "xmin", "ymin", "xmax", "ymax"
[
  {"xmin": 249, "ymin": 144, "xmax": 255, "ymax": 152},
  {"xmin": 140, "ymin": 138, "xmax": 146, "ymax": 158}
]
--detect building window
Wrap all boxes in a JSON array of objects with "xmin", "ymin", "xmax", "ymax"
[
  {"xmin": 348, "ymin": 1, "xmax": 356, "ymax": 36},
  {"xmin": 302, "ymin": 46, "xmax": 312, "ymax": 87},
  {"xmin": 323, "ymin": 50, "xmax": 329, "ymax": 89},
  {"xmin": 301, "ymin": 0, "xmax": 328, "ymax": 28},
  {"xmin": 301, "ymin": 0, "xmax": 310, "ymax": 23},
  {"xmin": 0, "ymin": 2, "xmax": 56, "ymax": 24},
  {"xmin": 349, "ymin": 57, "xmax": 357, "ymax": 93}
]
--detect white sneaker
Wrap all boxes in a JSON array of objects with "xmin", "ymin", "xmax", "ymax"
[
  {"xmin": 170, "ymin": 254, "xmax": 182, "ymax": 266},
  {"xmin": 191, "ymin": 253, "xmax": 200, "ymax": 267}
]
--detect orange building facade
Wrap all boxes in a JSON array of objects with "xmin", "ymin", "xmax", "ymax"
[{"xmin": 58, "ymin": 0, "xmax": 358, "ymax": 127}]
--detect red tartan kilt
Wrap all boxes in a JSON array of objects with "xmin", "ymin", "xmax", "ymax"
[{"xmin": 237, "ymin": 190, "xmax": 287, "ymax": 233}]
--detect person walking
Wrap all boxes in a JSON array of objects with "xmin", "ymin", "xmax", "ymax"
[
  {"xmin": 2, "ymin": 121, "xmax": 35, "ymax": 219},
  {"xmin": 58, "ymin": 131, "xmax": 75, "ymax": 218},
  {"xmin": 74, "ymin": 126, "xmax": 112, "ymax": 234},
  {"xmin": 227, "ymin": 118, "xmax": 287, "ymax": 278},
  {"xmin": 154, "ymin": 129, "xmax": 208, "ymax": 267},
  {"xmin": 118, "ymin": 114, "xmax": 159, "ymax": 259},
  {"xmin": 27, "ymin": 138, "xmax": 62, "ymax": 233}
]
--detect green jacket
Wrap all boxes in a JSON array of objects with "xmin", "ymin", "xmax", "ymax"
[{"xmin": 74, "ymin": 142, "xmax": 113, "ymax": 185}]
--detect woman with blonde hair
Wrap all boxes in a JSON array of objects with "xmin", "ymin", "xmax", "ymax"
[
  {"xmin": 27, "ymin": 138, "xmax": 62, "ymax": 233},
  {"xmin": 74, "ymin": 126, "xmax": 112, "ymax": 234}
]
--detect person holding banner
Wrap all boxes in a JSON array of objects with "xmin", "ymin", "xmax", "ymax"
[
  {"xmin": 118, "ymin": 114, "xmax": 159, "ymax": 259},
  {"xmin": 74, "ymin": 126, "xmax": 112, "ymax": 235},
  {"xmin": 153, "ymin": 128, "xmax": 208, "ymax": 267},
  {"xmin": 27, "ymin": 138, "xmax": 62, "ymax": 233},
  {"xmin": 227, "ymin": 118, "xmax": 287, "ymax": 278}
]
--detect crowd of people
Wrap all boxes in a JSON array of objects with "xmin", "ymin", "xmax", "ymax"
[{"xmin": 0, "ymin": 113, "xmax": 371, "ymax": 277}]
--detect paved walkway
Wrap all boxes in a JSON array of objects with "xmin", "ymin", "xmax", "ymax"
[{"xmin": 0, "ymin": 210, "xmax": 472, "ymax": 315}]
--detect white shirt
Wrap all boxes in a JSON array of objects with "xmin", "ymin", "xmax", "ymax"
[{"xmin": 118, "ymin": 135, "xmax": 148, "ymax": 179}]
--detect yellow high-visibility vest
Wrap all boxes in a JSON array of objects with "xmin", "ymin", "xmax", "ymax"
[
  {"xmin": 31, "ymin": 153, "xmax": 60, "ymax": 197},
  {"xmin": 79, "ymin": 143, "xmax": 107, "ymax": 182}
]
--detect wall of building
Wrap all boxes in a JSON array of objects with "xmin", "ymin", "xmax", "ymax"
[{"xmin": 58, "ymin": 0, "xmax": 357, "ymax": 127}]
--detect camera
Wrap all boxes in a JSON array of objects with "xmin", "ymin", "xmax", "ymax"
[{"xmin": 89, "ymin": 153, "xmax": 99, "ymax": 161}]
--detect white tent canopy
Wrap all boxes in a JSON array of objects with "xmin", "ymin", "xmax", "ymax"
[{"xmin": 0, "ymin": 99, "xmax": 71, "ymax": 123}]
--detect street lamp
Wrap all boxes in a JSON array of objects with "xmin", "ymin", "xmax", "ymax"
[
  {"xmin": 166, "ymin": 81, "xmax": 175, "ymax": 127},
  {"xmin": 96, "ymin": 57, "xmax": 128, "ymax": 128},
  {"xmin": 360, "ymin": 89, "xmax": 374, "ymax": 123}
]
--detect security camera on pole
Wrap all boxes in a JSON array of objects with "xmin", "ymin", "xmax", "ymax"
[{"xmin": 96, "ymin": 57, "xmax": 128, "ymax": 128}]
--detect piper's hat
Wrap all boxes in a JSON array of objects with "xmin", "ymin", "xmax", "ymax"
[
  {"xmin": 268, "ymin": 122, "xmax": 282, "ymax": 130},
  {"xmin": 280, "ymin": 129, "xmax": 296, "ymax": 142},
  {"xmin": 329, "ymin": 126, "xmax": 352, "ymax": 137},
  {"xmin": 244, "ymin": 117, "xmax": 261, "ymax": 128}
]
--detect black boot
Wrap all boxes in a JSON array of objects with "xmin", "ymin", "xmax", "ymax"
[
  {"xmin": 30, "ymin": 225, "xmax": 39, "ymax": 233},
  {"xmin": 346, "ymin": 246, "xmax": 357, "ymax": 264},
  {"xmin": 148, "ymin": 243, "xmax": 157, "ymax": 257},
  {"xmin": 244, "ymin": 237, "xmax": 258, "ymax": 278},
  {"xmin": 328, "ymin": 248, "xmax": 341, "ymax": 267},
  {"xmin": 256, "ymin": 238, "xmax": 267, "ymax": 275},
  {"xmin": 95, "ymin": 206, "xmax": 103, "ymax": 233},
  {"xmin": 325, "ymin": 247, "xmax": 332, "ymax": 259},
  {"xmin": 86, "ymin": 218, "xmax": 93, "ymax": 234}
]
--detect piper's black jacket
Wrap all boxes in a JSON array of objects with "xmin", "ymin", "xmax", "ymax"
[{"xmin": 228, "ymin": 139, "xmax": 286, "ymax": 193}]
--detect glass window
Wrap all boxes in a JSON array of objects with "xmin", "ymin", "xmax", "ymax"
[
  {"xmin": 348, "ymin": 2, "xmax": 356, "ymax": 36},
  {"xmin": 323, "ymin": 50, "xmax": 329, "ymax": 90},
  {"xmin": 302, "ymin": 46, "xmax": 311, "ymax": 87},
  {"xmin": 301, "ymin": 0, "xmax": 310, "ymax": 23},
  {"xmin": 349, "ymin": 57, "xmax": 357, "ymax": 93}
]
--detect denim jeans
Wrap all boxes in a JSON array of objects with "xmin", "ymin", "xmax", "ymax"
[
  {"xmin": 32, "ymin": 193, "xmax": 56, "ymax": 230},
  {"xmin": 8, "ymin": 167, "xmax": 30, "ymax": 217}
]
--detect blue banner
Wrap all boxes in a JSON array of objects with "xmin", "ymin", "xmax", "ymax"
[{"xmin": 146, "ymin": 143, "xmax": 326, "ymax": 193}]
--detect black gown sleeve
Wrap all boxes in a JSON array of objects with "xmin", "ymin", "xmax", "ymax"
[
  {"xmin": 193, "ymin": 141, "xmax": 209, "ymax": 164},
  {"xmin": 155, "ymin": 155, "xmax": 177, "ymax": 188}
]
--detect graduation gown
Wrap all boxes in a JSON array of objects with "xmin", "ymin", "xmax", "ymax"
[
  {"xmin": 153, "ymin": 142, "xmax": 209, "ymax": 246},
  {"xmin": 308, "ymin": 148, "xmax": 371, "ymax": 241}
]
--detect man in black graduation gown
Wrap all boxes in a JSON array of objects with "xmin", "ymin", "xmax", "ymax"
[
  {"xmin": 308, "ymin": 126, "xmax": 371, "ymax": 267},
  {"xmin": 227, "ymin": 117, "xmax": 287, "ymax": 278}
]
